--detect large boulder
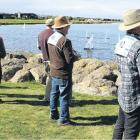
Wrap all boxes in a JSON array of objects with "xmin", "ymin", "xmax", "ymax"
[
  {"xmin": 4, "ymin": 53, "xmax": 27, "ymax": 60},
  {"xmin": 27, "ymin": 54, "xmax": 43, "ymax": 64},
  {"xmin": 10, "ymin": 69, "xmax": 34, "ymax": 82},
  {"xmin": 2, "ymin": 65, "xmax": 23, "ymax": 81},
  {"xmin": 1, "ymin": 58, "xmax": 27, "ymax": 67},
  {"xmin": 73, "ymin": 59, "xmax": 104, "ymax": 83},
  {"xmin": 1, "ymin": 53, "xmax": 44, "ymax": 82},
  {"xmin": 1, "ymin": 53, "xmax": 121, "ymax": 96},
  {"xmin": 72, "ymin": 59, "xmax": 119, "ymax": 96},
  {"xmin": 2, "ymin": 58, "xmax": 27, "ymax": 81},
  {"xmin": 30, "ymin": 65, "xmax": 46, "ymax": 83}
]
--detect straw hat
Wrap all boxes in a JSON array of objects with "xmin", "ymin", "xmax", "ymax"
[
  {"xmin": 45, "ymin": 18, "xmax": 54, "ymax": 26},
  {"xmin": 119, "ymin": 9, "xmax": 140, "ymax": 31},
  {"xmin": 52, "ymin": 16, "xmax": 71, "ymax": 29}
]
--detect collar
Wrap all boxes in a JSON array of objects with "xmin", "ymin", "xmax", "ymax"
[
  {"xmin": 56, "ymin": 30, "xmax": 65, "ymax": 36},
  {"xmin": 127, "ymin": 33, "xmax": 140, "ymax": 40}
]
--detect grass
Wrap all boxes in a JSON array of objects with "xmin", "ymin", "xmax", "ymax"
[
  {"xmin": 0, "ymin": 19, "xmax": 118, "ymax": 25},
  {"xmin": 0, "ymin": 19, "xmax": 45, "ymax": 25},
  {"xmin": 0, "ymin": 81, "xmax": 119, "ymax": 140}
]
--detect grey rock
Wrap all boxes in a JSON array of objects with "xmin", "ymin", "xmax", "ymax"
[
  {"xmin": 72, "ymin": 59, "xmax": 120, "ymax": 96},
  {"xmin": 1, "ymin": 58, "xmax": 27, "ymax": 81},
  {"xmin": 2, "ymin": 65, "xmax": 23, "ymax": 81},
  {"xmin": 1, "ymin": 53, "xmax": 121, "ymax": 96},
  {"xmin": 10, "ymin": 69, "xmax": 34, "ymax": 82},
  {"xmin": 30, "ymin": 65, "xmax": 46, "ymax": 83}
]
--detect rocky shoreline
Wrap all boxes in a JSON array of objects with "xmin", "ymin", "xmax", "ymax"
[{"xmin": 1, "ymin": 53, "xmax": 121, "ymax": 96}]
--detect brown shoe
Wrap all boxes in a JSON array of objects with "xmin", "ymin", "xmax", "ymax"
[{"xmin": 58, "ymin": 120, "xmax": 75, "ymax": 126}]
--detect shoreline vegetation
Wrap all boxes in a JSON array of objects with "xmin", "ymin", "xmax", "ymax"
[{"xmin": 0, "ymin": 18, "xmax": 121, "ymax": 25}]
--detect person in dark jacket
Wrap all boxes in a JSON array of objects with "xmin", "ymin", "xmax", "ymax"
[
  {"xmin": 0, "ymin": 36, "xmax": 6, "ymax": 102},
  {"xmin": 38, "ymin": 18, "xmax": 54, "ymax": 101},
  {"xmin": 112, "ymin": 9, "xmax": 140, "ymax": 140},
  {"xmin": 47, "ymin": 16, "xmax": 80, "ymax": 125},
  {"xmin": 0, "ymin": 36, "xmax": 6, "ymax": 82}
]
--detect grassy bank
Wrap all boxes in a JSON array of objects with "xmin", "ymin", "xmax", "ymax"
[
  {"xmin": 0, "ymin": 81, "xmax": 119, "ymax": 140},
  {"xmin": 0, "ymin": 19, "xmax": 45, "ymax": 25},
  {"xmin": 0, "ymin": 19, "xmax": 119, "ymax": 25}
]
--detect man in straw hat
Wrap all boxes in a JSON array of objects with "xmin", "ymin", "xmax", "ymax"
[
  {"xmin": 113, "ymin": 9, "xmax": 140, "ymax": 140},
  {"xmin": 38, "ymin": 18, "xmax": 54, "ymax": 101},
  {"xmin": 47, "ymin": 16, "xmax": 80, "ymax": 125}
]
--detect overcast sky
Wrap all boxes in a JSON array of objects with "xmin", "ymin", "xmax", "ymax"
[{"xmin": 1, "ymin": 0, "xmax": 140, "ymax": 18}]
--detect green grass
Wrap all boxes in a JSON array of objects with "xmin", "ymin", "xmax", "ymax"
[
  {"xmin": 0, "ymin": 19, "xmax": 45, "ymax": 25},
  {"xmin": 0, "ymin": 19, "xmax": 118, "ymax": 25},
  {"xmin": 0, "ymin": 81, "xmax": 119, "ymax": 140}
]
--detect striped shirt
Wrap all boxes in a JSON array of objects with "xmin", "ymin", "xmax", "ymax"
[{"xmin": 114, "ymin": 34, "xmax": 140, "ymax": 113}]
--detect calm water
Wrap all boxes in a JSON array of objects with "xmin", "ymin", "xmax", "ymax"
[{"xmin": 0, "ymin": 24, "xmax": 124, "ymax": 60}]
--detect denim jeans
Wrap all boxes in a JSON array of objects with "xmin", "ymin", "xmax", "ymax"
[
  {"xmin": 112, "ymin": 106, "xmax": 140, "ymax": 140},
  {"xmin": 50, "ymin": 77, "xmax": 72, "ymax": 122}
]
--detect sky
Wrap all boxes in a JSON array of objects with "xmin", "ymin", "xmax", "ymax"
[{"xmin": 1, "ymin": 0, "xmax": 140, "ymax": 19}]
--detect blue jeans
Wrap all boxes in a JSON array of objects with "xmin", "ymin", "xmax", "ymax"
[
  {"xmin": 112, "ymin": 107, "xmax": 140, "ymax": 140},
  {"xmin": 50, "ymin": 77, "xmax": 72, "ymax": 122}
]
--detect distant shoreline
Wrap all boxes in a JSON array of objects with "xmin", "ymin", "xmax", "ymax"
[{"xmin": 0, "ymin": 19, "xmax": 120, "ymax": 25}]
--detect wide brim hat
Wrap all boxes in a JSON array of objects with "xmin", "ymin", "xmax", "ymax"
[
  {"xmin": 45, "ymin": 18, "xmax": 54, "ymax": 26},
  {"xmin": 52, "ymin": 16, "xmax": 71, "ymax": 29},
  {"xmin": 119, "ymin": 9, "xmax": 140, "ymax": 31}
]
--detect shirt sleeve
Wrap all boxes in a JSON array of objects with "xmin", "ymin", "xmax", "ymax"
[
  {"xmin": 0, "ymin": 37, "xmax": 6, "ymax": 58},
  {"xmin": 63, "ymin": 39, "xmax": 80, "ymax": 64},
  {"xmin": 37, "ymin": 36, "xmax": 41, "ymax": 50},
  {"xmin": 136, "ymin": 49, "xmax": 140, "ymax": 75},
  {"xmin": 38, "ymin": 34, "xmax": 49, "ymax": 61}
]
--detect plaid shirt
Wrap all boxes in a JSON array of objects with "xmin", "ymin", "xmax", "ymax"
[{"xmin": 114, "ymin": 34, "xmax": 140, "ymax": 113}]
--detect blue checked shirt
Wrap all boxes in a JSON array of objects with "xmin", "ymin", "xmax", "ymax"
[{"xmin": 114, "ymin": 34, "xmax": 140, "ymax": 113}]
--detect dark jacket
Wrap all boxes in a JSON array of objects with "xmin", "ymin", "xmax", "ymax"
[
  {"xmin": 47, "ymin": 31, "xmax": 78, "ymax": 79},
  {"xmin": 0, "ymin": 37, "xmax": 6, "ymax": 58},
  {"xmin": 38, "ymin": 28, "xmax": 54, "ymax": 61},
  {"xmin": 0, "ymin": 37, "xmax": 6, "ymax": 82}
]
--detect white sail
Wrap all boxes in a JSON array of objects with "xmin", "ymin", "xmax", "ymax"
[
  {"xmin": 84, "ymin": 34, "xmax": 94, "ymax": 50},
  {"xmin": 23, "ymin": 23, "xmax": 26, "ymax": 29},
  {"xmin": 84, "ymin": 34, "xmax": 94, "ymax": 58}
]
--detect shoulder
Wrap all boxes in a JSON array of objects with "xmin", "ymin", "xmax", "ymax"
[
  {"xmin": 0, "ymin": 36, "xmax": 3, "ymax": 41},
  {"xmin": 121, "ymin": 35, "xmax": 138, "ymax": 45},
  {"xmin": 64, "ymin": 39, "xmax": 72, "ymax": 47},
  {"xmin": 128, "ymin": 36, "xmax": 140, "ymax": 52},
  {"xmin": 57, "ymin": 36, "xmax": 67, "ymax": 49},
  {"xmin": 114, "ymin": 35, "xmax": 139, "ymax": 57},
  {"xmin": 39, "ymin": 29, "xmax": 54, "ymax": 39},
  {"xmin": 48, "ymin": 32, "xmax": 65, "ymax": 45},
  {"xmin": 39, "ymin": 29, "xmax": 47, "ymax": 36},
  {"xmin": 58, "ymin": 36, "xmax": 72, "ymax": 47},
  {"xmin": 66, "ymin": 38, "xmax": 71, "ymax": 43},
  {"xmin": 0, "ymin": 36, "xmax": 4, "ymax": 44},
  {"xmin": 39, "ymin": 29, "xmax": 52, "ymax": 34}
]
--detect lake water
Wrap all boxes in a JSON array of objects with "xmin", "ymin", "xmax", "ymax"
[{"xmin": 0, "ymin": 24, "xmax": 124, "ymax": 60}]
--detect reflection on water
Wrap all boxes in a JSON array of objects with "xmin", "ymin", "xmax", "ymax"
[{"xmin": 0, "ymin": 24, "xmax": 124, "ymax": 60}]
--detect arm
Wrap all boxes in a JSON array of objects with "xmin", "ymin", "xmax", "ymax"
[
  {"xmin": 63, "ymin": 40, "xmax": 77, "ymax": 64},
  {"xmin": 38, "ymin": 35, "xmax": 49, "ymax": 61},
  {"xmin": 37, "ymin": 36, "xmax": 41, "ymax": 50},
  {"xmin": 136, "ymin": 49, "xmax": 140, "ymax": 75},
  {"xmin": 63, "ymin": 39, "xmax": 80, "ymax": 64},
  {"xmin": 0, "ymin": 37, "xmax": 6, "ymax": 58}
]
